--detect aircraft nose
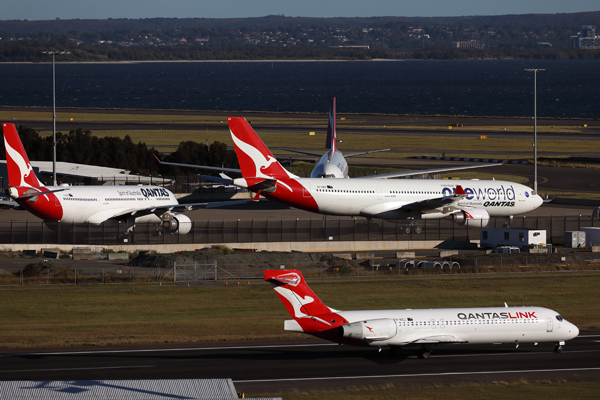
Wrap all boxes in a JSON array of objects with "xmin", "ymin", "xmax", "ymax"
[
  {"xmin": 571, "ymin": 323, "xmax": 580, "ymax": 338},
  {"xmin": 532, "ymin": 193, "xmax": 543, "ymax": 208}
]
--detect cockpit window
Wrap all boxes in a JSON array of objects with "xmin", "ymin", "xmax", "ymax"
[{"xmin": 556, "ymin": 315, "xmax": 563, "ymax": 322}]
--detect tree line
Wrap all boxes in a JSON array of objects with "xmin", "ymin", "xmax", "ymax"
[
  {"xmin": 2, "ymin": 41, "xmax": 600, "ymax": 62},
  {"xmin": 0, "ymin": 125, "xmax": 239, "ymax": 178}
]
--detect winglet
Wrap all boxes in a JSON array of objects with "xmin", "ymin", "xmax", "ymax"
[
  {"xmin": 153, "ymin": 154, "xmax": 162, "ymax": 164},
  {"xmin": 502, "ymin": 156, "xmax": 511, "ymax": 165},
  {"xmin": 455, "ymin": 185, "xmax": 466, "ymax": 196}
]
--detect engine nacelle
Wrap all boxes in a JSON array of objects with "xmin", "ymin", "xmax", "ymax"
[
  {"xmin": 161, "ymin": 214, "xmax": 192, "ymax": 235},
  {"xmin": 338, "ymin": 318, "xmax": 397, "ymax": 341},
  {"xmin": 452, "ymin": 208, "xmax": 490, "ymax": 227}
]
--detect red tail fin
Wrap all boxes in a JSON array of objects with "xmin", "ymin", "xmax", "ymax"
[
  {"xmin": 325, "ymin": 97, "xmax": 336, "ymax": 152},
  {"xmin": 228, "ymin": 117, "xmax": 295, "ymax": 180},
  {"xmin": 264, "ymin": 270, "xmax": 332, "ymax": 318},
  {"xmin": 3, "ymin": 123, "xmax": 44, "ymax": 188}
]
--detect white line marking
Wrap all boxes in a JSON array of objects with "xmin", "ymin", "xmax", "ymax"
[
  {"xmin": 234, "ymin": 367, "xmax": 600, "ymax": 383},
  {"xmin": 0, "ymin": 366, "xmax": 155, "ymax": 373},
  {"xmin": 433, "ymin": 349, "xmax": 600, "ymax": 358},
  {"xmin": 0, "ymin": 343, "xmax": 336, "ymax": 357}
]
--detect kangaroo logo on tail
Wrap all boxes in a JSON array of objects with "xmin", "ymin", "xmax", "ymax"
[
  {"xmin": 3, "ymin": 123, "xmax": 43, "ymax": 188},
  {"xmin": 264, "ymin": 270, "xmax": 333, "ymax": 319},
  {"xmin": 228, "ymin": 118, "xmax": 297, "ymax": 181}
]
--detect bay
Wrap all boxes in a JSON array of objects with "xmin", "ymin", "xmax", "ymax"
[{"xmin": 0, "ymin": 60, "xmax": 598, "ymax": 119}]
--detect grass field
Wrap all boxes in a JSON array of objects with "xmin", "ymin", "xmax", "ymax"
[
  {"xmin": 1, "ymin": 272, "xmax": 598, "ymax": 349},
  {"xmin": 257, "ymin": 380, "xmax": 600, "ymax": 400}
]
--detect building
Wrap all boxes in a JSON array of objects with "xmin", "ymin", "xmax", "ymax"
[
  {"xmin": 569, "ymin": 25, "xmax": 600, "ymax": 48},
  {"xmin": 451, "ymin": 40, "xmax": 483, "ymax": 49}
]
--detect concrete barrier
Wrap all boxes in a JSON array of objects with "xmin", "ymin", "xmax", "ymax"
[
  {"xmin": 440, "ymin": 250, "xmax": 459, "ymax": 257},
  {"xmin": 396, "ymin": 251, "xmax": 415, "ymax": 259},
  {"xmin": 592, "ymin": 246, "xmax": 600, "ymax": 253},
  {"xmin": 334, "ymin": 253, "xmax": 353, "ymax": 260},
  {"xmin": 42, "ymin": 248, "xmax": 61, "ymax": 259},
  {"xmin": 108, "ymin": 253, "xmax": 130, "ymax": 260},
  {"xmin": 355, "ymin": 252, "xmax": 376, "ymax": 260}
]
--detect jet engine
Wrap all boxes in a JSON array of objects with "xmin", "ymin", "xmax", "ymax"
[
  {"xmin": 160, "ymin": 214, "xmax": 192, "ymax": 235},
  {"xmin": 452, "ymin": 208, "xmax": 490, "ymax": 227},
  {"xmin": 338, "ymin": 318, "xmax": 397, "ymax": 341}
]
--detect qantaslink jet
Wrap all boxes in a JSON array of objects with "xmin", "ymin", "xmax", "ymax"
[{"xmin": 265, "ymin": 270, "xmax": 579, "ymax": 358}]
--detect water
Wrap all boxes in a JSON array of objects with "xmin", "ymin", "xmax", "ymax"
[{"xmin": 0, "ymin": 60, "xmax": 598, "ymax": 118}]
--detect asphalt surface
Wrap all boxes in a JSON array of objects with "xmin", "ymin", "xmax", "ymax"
[{"xmin": 1, "ymin": 335, "xmax": 598, "ymax": 394}]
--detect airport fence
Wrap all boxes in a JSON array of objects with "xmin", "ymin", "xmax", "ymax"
[
  {"xmin": 2, "ymin": 257, "xmax": 597, "ymax": 287},
  {"xmin": 0, "ymin": 214, "xmax": 597, "ymax": 246}
]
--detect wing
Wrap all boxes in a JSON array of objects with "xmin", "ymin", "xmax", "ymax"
[
  {"xmin": 0, "ymin": 199, "xmax": 18, "ymax": 207},
  {"xmin": 343, "ymin": 149, "xmax": 390, "ymax": 157},
  {"xmin": 407, "ymin": 334, "xmax": 468, "ymax": 344},
  {"xmin": 85, "ymin": 201, "xmax": 246, "ymax": 224},
  {"xmin": 154, "ymin": 155, "xmax": 242, "ymax": 174},
  {"xmin": 360, "ymin": 185, "xmax": 467, "ymax": 217},
  {"xmin": 278, "ymin": 148, "xmax": 323, "ymax": 157},
  {"xmin": 357, "ymin": 159, "xmax": 508, "ymax": 179}
]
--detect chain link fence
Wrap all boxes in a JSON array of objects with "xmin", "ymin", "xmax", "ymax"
[{"xmin": 0, "ymin": 214, "xmax": 597, "ymax": 246}]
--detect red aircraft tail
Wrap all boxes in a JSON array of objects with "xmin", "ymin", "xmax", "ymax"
[
  {"xmin": 264, "ymin": 270, "xmax": 333, "ymax": 319},
  {"xmin": 227, "ymin": 117, "xmax": 296, "ymax": 180},
  {"xmin": 3, "ymin": 123, "xmax": 44, "ymax": 188},
  {"xmin": 325, "ymin": 97, "xmax": 336, "ymax": 153}
]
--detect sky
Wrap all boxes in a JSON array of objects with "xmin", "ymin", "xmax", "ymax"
[{"xmin": 1, "ymin": 0, "xmax": 599, "ymax": 21}]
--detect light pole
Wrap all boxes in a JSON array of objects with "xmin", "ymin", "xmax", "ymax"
[
  {"xmin": 524, "ymin": 68, "xmax": 544, "ymax": 195},
  {"xmin": 42, "ymin": 50, "xmax": 70, "ymax": 186}
]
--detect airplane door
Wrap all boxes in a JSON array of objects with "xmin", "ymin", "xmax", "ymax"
[
  {"xmin": 431, "ymin": 319, "xmax": 436, "ymax": 329},
  {"xmin": 303, "ymin": 183, "xmax": 311, "ymax": 198},
  {"xmin": 547, "ymin": 318, "xmax": 553, "ymax": 332},
  {"xmin": 440, "ymin": 319, "xmax": 445, "ymax": 329},
  {"xmin": 376, "ymin": 186, "xmax": 382, "ymax": 200}
]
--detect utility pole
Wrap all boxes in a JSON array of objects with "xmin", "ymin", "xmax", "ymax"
[
  {"xmin": 42, "ymin": 51, "xmax": 70, "ymax": 186},
  {"xmin": 524, "ymin": 68, "xmax": 544, "ymax": 195}
]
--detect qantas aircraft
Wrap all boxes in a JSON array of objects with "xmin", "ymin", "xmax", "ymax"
[
  {"xmin": 279, "ymin": 97, "xmax": 389, "ymax": 178},
  {"xmin": 202, "ymin": 117, "xmax": 543, "ymax": 230},
  {"xmin": 265, "ymin": 269, "xmax": 579, "ymax": 358},
  {"xmin": 2, "ymin": 123, "xmax": 225, "ymax": 235}
]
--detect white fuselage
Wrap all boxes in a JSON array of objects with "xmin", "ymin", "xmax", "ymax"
[
  {"xmin": 18, "ymin": 184, "xmax": 177, "ymax": 224},
  {"xmin": 339, "ymin": 306, "xmax": 578, "ymax": 346},
  {"xmin": 296, "ymin": 178, "xmax": 542, "ymax": 218}
]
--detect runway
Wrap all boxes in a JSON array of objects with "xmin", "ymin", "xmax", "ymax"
[{"xmin": 1, "ymin": 335, "xmax": 598, "ymax": 394}]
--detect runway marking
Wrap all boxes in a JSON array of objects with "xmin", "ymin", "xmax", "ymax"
[
  {"xmin": 433, "ymin": 349, "xmax": 600, "ymax": 358},
  {"xmin": 0, "ymin": 365, "xmax": 155, "ymax": 373},
  {"xmin": 0, "ymin": 343, "xmax": 337, "ymax": 357},
  {"xmin": 233, "ymin": 367, "xmax": 600, "ymax": 383}
]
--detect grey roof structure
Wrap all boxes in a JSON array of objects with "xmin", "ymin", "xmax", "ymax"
[{"xmin": 0, "ymin": 379, "xmax": 281, "ymax": 400}]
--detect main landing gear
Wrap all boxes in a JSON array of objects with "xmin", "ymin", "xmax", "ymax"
[
  {"xmin": 417, "ymin": 347, "xmax": 431, "ymax": 359},
  {"xmin": 403, "ymin": 222, "xmax": 423, "ymax": 235}
]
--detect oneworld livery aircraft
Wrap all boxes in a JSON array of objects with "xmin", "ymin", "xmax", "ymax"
[
  {"xmin": 2, "ymin": 123, "xmax": 229, "ymax": 235},
  {"xmin": 207, "ymin": 117, "xmax": 543, "ymax": 230},
  {"xmin": 279, "ymin": 97, "xmax": 390, "ymax": 178},
  {"xmin": 265, "ymin": 270, "xmax": 579, "ymax": 358}
]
